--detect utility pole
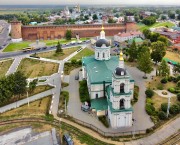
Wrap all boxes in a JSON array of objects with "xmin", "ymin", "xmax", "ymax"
[
  {"xmin": 27, "ymin": 91, "xmax": 29, "ymax": 107},
  {"xmin": 167, "ymin": 96, "xmax": 171, "ymax": 118}
]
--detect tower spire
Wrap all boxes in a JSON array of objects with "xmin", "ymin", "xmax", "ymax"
[
  {"xmin": 119, "ymin": 48, "xmax": 124, "ymax": 68},
  {"xmin": 100, "ymin": 22, "xmax": 105, "ymax": 39}
]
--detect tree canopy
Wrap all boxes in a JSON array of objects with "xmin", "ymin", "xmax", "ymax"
[
  {"xmin": 151, "ymin": 41, "xmax": 166, "ymax": 64},
  {"xmin": 137, "ymin": 48, "xmax": 153, "ymax": 78},
  {"xmin": 158, "ymin": 60, "xmax": 170, "ymax": 77},
  {"xmin": 65, "ymin": 30, "xmax": 72, "ymax": 40}
]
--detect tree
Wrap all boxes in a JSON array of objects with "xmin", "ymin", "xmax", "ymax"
[
  {"xmin": 29, "ymin": 79, "xmax": 38, "ymax": 94},
  {"xmin": 92, "ymin": 14, "xmax": 98, "ymax": 20},
  {"xmin": 170, "ymin": 104, "xmax": 180, "ymax": 115},
  {"xmin": 56, "ymin": 41, "xmax": 62, "ymax": 53},
  {"xmin": 0, "ymin": 77, "xmax": 13, "ymax": 104},
  {"xmin": 128, "ymin": 40, "xmax": 138, "ymax": 62},
  {"xmin": 8, "ymin": 71, "xmax": 27, "ymax": 100},
  {"xmin": 143, "ymin": 29, "xmax": 151, "ymax": 39},
  {"xmin": 142, "ymin": 16, "xmax": 156, "ymax": 26},
  {"xmin": 108, "ymin": 18, "xmax": 114, "ymax": 23},
  {"xmin": 158, "ymin": 36, "xmax": 168, "ymax": 46},
  {"xmin": 65, "ymin": 30, "xmax": 72, "ymax": 40},
  {"xmin": 168, "ymin": 12, "xmax": 175, "ymax": 19},
  {"xmin": 158, "ymin": 60, "xmax": 170, "ymax": 77},
  {"xmin": 151, "ymin": 41, "xmax": 166, "ymax": 64},
  {"xmin": 161, "ymin": 15, "xmax": 167, "ymax": 20},
  {"xmin": 177, "ymin": 14, "xmax": 180, "ymax": 20},
  {"xmin": 150, "ymin": 33, "xmax": 160, "ymax": 42},
  {"xmin": 137, "ymin": 49, "xmax": 153, "ymax": 78}
]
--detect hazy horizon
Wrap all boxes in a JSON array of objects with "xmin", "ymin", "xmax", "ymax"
[{"xmin": 0, "ymin": 0, "xmax": 180, "ymax": 6}]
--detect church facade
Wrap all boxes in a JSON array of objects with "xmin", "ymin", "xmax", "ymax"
[{"xmin": 82, "ymin": 26, "xmax": 134, "ymax": 128}]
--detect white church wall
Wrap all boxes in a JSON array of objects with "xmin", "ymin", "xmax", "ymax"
[{"xmin": 97, "ymin": 110, "xmax": 106, "ymax": 116}]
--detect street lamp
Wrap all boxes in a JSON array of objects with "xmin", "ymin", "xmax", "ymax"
[
  {"xmin": 132, "ymin": 118, "xmax": 136, "ymax": 139},
  {"xmin": 167, "ymin": 96, "xmax": 171, "ymax": 118}
]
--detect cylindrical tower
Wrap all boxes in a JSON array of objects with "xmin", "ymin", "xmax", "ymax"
[{"xmin": 10, "ymin": 20, "xmax": 22, "ymax": 42}]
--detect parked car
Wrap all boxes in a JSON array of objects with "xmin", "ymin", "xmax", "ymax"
[
  {"xmin": 43, "ymin": 46, "xmax": 47, "ymax": 49},
  {"xmin": 63, "ymin": 133, "xmax": 74, "ymax": 145},
  {"xmin": 81, "ymin": 104, "xmax": 90, "ymax": 112}
]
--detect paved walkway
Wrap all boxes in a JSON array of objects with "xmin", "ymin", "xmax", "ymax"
[
  {"xmin": 55, "ymin": 115, "xmax": 180, "ymax": 145},
  {"xmin": 66, "ymin": 66, "xmax": 155, "ymax": 132},
  {"xmin": 6, "ymin": 56, "xmax": 23, "ymax": 75},
  {"xmin": 126, "ymin": 66, "xmax": 155, "ymax": 131}
]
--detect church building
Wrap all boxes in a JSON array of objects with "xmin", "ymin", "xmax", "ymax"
[{"xmin": 82, "ymin": 26, "xmax": 134, "ymax": 128}]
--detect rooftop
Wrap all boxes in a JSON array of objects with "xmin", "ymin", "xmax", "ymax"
[
  {"xmin": 91, "ymin": 98, "xmax": 108, "ymax": 111},
  {"xmin": 83, "ymin": 56, "xmax": 119, "ymax": 84}
]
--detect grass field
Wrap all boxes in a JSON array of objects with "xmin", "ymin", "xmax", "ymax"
[
  {"xmin": 0, "ymin": 59, "xmax": 13, "ymax": 78},
  {"xmin": 0, "ymin": 96, "xmax": 51, "ymax": 118},
  {"xmin": 164, "ymin": 51, "xmax": 180, "ymax": 63},
  {"xmin": 17, "ymin": 58, "xmax": 59, "ymax": 78},
  {"xmin": 3, "ymin": 41, "xmax": 31, "ymax": 52},
  {"xmin": 152, "ymin": 93, "xmax": 177, "ymax": 110},
  {"xmin": 138, "ymin": 22, "xmax": 175, "ymax": 31},
  {"xmin": 37, "ymin": 47, "xmax": 79, "ymax": 60},
  {"xmin": 70, "ymin": 48, "xmax": 94, "ymax": 60},
  {"xmin": 3, "ymin": 38, "xmax": 90, "ymax": 52}
]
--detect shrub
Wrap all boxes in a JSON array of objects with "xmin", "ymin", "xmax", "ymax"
[
  {"xmin": 146, "ymin": 128, "xmax": 153, "ymax": 133},
  {"xmin": 170, "ymin": 104, "xmax": 180, "ymax": 115},
  {"xmin": 168, "ymin": 76, "xmax": 173, "ymax": 82},
  {"xmin": 98, "ymin": 116, "xmax": 109, "ymax": 128},
  {"xmin": 177, "ymin": 81, "xmax": 180, "ymax": 88},
  {"xmin": 158, "ymin": 111, "xmax": 167, "ymax": 120},
  {"xmin": 161, "ymin": 103, "xmax": 168, "ymax": 112},
  {"xmin": 161, "ymin": 78, "xmax": 167, "ymax": 84},
  {"xmin": 146, "ymin": 98, "xmax": 153, "ymax": 105},
  {"xmin": 172, "ymin": 77, "xmax": 178, "ymax": 83},
  {"xmin": 176, "ymin": 75, "xmax": 180, "ymax": 81},
  {"xmin": 145, "ymin": 89, "xmax": 154, "ymax": 98},
  {"xmin": 168, "ymin": 87, "xmax": 175, "ymax": 93},
  {"xmin": 177, "ymin": 94, "xmax": 180, "ymax": 101},
  {"xmin": 145, "ymin": 104, "xmax": 155, "ymax": 115},
  {"xmin": 71, "ymin": 59, "xmax": 77, "ymax": 64}
]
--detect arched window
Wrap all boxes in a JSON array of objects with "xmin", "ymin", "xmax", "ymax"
[
  {"xmin": 120, "ymin": 99, "xmax": 125, "ymax": 109},
  {"xmin": 103, "ymin": 52, "xmax": 105, "ymax": 58},
  {"xmin": 120, "ymin": 83, "xmax": 125, "ymax": 93}
]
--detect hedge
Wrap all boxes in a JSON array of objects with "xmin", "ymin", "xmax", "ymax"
[{"xmin": 79, "ymin": 80, "xmax": 90, "ymax": 102}]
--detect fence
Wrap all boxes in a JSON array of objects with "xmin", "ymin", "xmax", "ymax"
[{"xmin": 67, "ymin": 116, "xmax": 146, "ymax": 137}]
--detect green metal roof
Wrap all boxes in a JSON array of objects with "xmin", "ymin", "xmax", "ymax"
[
  {"xmin": 91, "ymin": 98, "xmax": 108, "ymax": 111},
  {"xmin": 82, "ymin": 56, "xmax": 134, "ymax": 84},
  {"xmin": 83, "ymin": 56, "xmax": 118, "ymax": 84}
]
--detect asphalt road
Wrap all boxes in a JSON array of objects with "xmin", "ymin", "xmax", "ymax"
[
  {"xmin": 0, "ymin": 42, "xmax": 90, "ymax": 60},
  {"xmin": 0, "ymin": 20, "xmax": 10, "ymax": 47}
]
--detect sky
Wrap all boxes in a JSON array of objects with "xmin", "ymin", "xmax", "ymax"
[{"xmin": 0, "ymin": 0, "xmax": 180, "ymax": 5}]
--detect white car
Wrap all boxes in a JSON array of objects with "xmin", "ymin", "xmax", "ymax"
[{"xmin": 77, "ymin": 41, "xmax": 82, "ymax": 44}]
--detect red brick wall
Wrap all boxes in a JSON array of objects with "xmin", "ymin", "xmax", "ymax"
[{"xmin": 21, "ymin": 23, "xmax": 138, "ymax": 40}]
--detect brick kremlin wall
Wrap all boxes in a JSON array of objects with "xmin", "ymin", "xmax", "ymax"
[{"xmin": 21, "ymin": 22, "xmax": 138, "ymax": 40}]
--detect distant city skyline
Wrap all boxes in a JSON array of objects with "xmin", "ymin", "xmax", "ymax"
[{"xmin": 0, "ymin": 0, "xmax": 180, "ymax": 5}]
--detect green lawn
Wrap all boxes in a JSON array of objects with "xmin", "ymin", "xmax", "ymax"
[
  {"xmin": 70, "ymin": 48, "xmax": 94, "ymax": 60},
  {"xmin": 138, "ymin": 22, "xmax": 175, "ymax": 31},
  {"xmin": 3, "ymin": 41, "xmax": 31, "ymax": 52},
  {"xmin": 0, "ymin": 59, "xmax": 13, "ymax": 78},
  {"xmin": 3, "ymin": 38, "xmax": 90, "ymax": 52}
]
